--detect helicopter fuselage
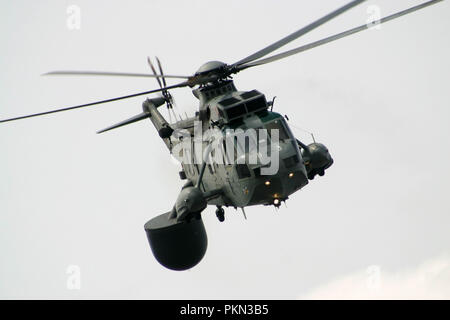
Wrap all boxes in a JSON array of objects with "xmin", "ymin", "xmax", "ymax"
[
  {"xmin": 180, "ymin": 112, "xmax": 309, "ymax": 208},
  {"xmin": 159, "ymin": 80, "xmax": 315, "ymax": 209}
]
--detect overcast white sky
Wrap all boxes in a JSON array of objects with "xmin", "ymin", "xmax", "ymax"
[{"xmin": 1, "ymin": 0, "xmax": 449, "ymax": 299}]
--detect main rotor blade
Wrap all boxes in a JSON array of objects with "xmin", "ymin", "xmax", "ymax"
[
  {"xmin": 147, "ymin": 57, "xmax": 163, "ymax": 89},
  {"xmin": 155, "ymin": 57, "xmax": 168, "ymax": 88},
  {"xmin": 0, "ymin": 82, "xmax": 189, "ymax": 124},
  {"xmin": 239, "ymin": 0, "xmax": 442, "ymax": 70},
  {"xmin": 97, "ymin": 111, "xmax": 150, "ymax": 134},
  {"xmin": 156, "ymin": 57, "xmax": 175, "ymax": 108},
  {"xmin": 232, "ymin": 0, "xmax": 366, "ymax": 67},
  {"xmin": 44, "ymin": 71, "xmax": 190, "ymax": 79}
]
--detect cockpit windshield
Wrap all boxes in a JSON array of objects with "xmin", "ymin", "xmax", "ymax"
[
  {"xmin": 218, "ymin": 112, "xmax": 292, "ymax": 166},
  {"xmin": 264, "ymin": 118, "xmax": 289, "ymax": 141}
]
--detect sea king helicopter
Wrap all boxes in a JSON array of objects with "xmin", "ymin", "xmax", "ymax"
[{"xmin": 0, "ymin": 0, "xmax": 442, "ymax": 270}]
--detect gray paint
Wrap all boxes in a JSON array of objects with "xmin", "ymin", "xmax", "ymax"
[{"xmin": 0, "ymin": 0, "xmax": 448, "ymax": 298}]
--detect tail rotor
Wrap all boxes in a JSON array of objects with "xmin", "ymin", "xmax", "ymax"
[{"xmin": 147, "ymin": 56, "xmax": 179, "ymax": 122}]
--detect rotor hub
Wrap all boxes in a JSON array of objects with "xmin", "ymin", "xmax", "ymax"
[{"xmin": 195, "ymin": 61, "xmax": 227, "ymax": 75}]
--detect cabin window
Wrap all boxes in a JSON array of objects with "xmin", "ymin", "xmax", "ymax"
[{"xmin": 236, "ymin": 164, "xmax": 251, "ymax": 179}]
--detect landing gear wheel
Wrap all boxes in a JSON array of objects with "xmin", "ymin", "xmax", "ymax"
[{"xmin": 216, "ymin": 206, "xmax": 225, "ymax": 222}]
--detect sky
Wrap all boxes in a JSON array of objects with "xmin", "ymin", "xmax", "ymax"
[{"xmin": 0, "ymin": 0, "xmax": 449, "ymax": 299}]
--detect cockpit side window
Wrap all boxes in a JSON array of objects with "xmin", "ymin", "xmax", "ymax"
[{"xmin": 236, "ymin": 164, "xmax": 251, "ymax": 179}]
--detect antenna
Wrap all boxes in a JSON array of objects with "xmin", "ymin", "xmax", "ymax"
[
  {"xmin": 270, "ymin": 96, "xmax": 276, "ymax": 112},
  {"xmin": 289, "ymin": 122, "xmax": 316, "ymax": 144},
  {"xmin": 241, "ymin": 207, "xmax": 247, "ymax": 220}
]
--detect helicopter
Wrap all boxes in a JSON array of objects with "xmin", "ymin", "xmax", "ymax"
[{"xmin": 0, "ymin": 0, "xmax": 442, "ymax": 271}]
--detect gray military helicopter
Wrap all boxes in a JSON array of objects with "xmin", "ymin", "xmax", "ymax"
[{"xmin": 0, "ymin": 0, "xmax": 442, "ymax": 270}]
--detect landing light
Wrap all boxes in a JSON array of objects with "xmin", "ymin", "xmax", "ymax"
[
  {"xmin": 288, "ymin": 172, "xmax": 294, "ymax": 178},
  {"xmin": 265, "ymin": 181, "xmax": 271, "ymax": 186},
  {"xmin": 273, "ymin": 199, "xmax": 280, "ymax": 206}
]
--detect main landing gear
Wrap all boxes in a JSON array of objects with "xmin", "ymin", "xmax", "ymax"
[{"xmin": 215, "ymin": 206, "xmax": 225, "ymax": 222}]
